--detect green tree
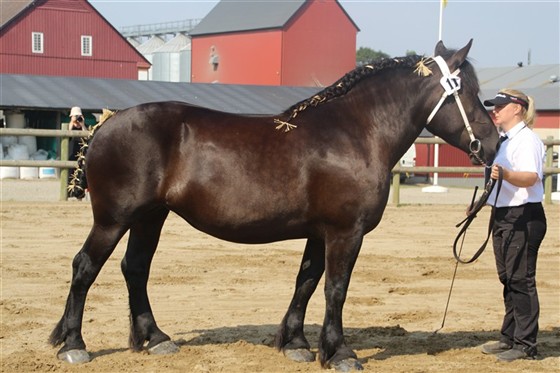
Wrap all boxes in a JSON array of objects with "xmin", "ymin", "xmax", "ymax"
[{"xmin": 356, "ymin": 47, "xmax": 390, "ymax": 66}]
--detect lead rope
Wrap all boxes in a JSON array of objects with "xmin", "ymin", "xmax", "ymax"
[{"xmin": 434, "ymin": 166, "xmax": 503, "ymax": 334}]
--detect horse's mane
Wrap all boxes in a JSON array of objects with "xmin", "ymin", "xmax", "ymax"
[
  {"xmin": 274, "ymin": 51, "xmax": 479, "ymax": 132},
  {"xmin": 274, "ymin": 55, "xmax": 424, "ymax": 131}
]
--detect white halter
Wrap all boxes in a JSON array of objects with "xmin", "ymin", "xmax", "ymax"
[{"xmin": 426, "ymin": 55, "xmax": 483, "ymax": 160}]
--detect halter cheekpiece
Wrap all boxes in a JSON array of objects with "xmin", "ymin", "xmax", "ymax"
[{"xmin": 425, "ymin": 55, "xmax": 486, "ymax": 165}]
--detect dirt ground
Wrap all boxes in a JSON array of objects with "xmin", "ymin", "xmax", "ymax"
[{"xmin": 1, "ymin": 180, "xmax": 559, "ymax": 372}]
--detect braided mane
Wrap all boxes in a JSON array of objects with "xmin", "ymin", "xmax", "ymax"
[{"xmin": 274, "ymin": 54, "xmax": 426, "ymax": 131}]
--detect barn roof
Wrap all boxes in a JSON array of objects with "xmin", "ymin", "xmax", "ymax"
[
  {"xmin": 0, "ymin": 0, "xmax": 35, "ymax": 29},
  {"xmin": 478, "ymin": 64, "xmax": 560, "ymax": 110},
  {"xmin": 0, "ymin": 65, "xmax": 558, "ymax": 114},
  {"xmin": 190, "ymin": 0, "xmax": 359, "ymax": 36},
  {"xmin": 0, "ymin": 74, "xmax": 319, "ymax": 115}
]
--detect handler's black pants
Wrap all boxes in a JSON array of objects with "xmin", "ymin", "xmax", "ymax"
[{"xmin": 492, "ymin": 202, "xmax": 547, "ymax": 355}]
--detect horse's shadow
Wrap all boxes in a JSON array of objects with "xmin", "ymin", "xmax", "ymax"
[{"xmin": 175, "ymin": 324, "xmax": 560, "ymax": 361}]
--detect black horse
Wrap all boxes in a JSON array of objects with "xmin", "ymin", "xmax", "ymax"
[{"xmin": 50, "ymin": 40, "xmax": 498, "ymax": 371}]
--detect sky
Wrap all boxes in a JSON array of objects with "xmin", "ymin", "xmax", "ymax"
[{"xmin": 90, "ymin": 0, "xmax": 560, "ymax": 68}]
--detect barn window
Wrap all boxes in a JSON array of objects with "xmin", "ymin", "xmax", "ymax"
[
  {"xmin": 32, "ymin": 32, "xmax": 43, "ymax": 53},
  {"xmin": 81, "ymin": 35, "xmax": 92, "ymax": 56}
]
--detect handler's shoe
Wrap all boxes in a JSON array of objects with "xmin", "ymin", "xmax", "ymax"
[
  {"xmin": 496, "ymin": 346, "xmax": 537, "ymax": 362},
  {"xmin": 481, "ymin": 341, "xmax": 512, "ymax": 355}
]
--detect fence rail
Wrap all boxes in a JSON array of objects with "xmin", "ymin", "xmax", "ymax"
[{"xmin": 2, "ymin": 128, "xmax": 559, "ymax": 203}]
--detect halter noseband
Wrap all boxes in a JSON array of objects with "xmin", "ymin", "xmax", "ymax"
[{"xmin": 425, "ymin": 56, "xmax": 486, "ymax": 165}]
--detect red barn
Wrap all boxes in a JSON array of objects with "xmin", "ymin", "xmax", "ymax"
[
  {"xmin": 189, "ymin": 0, "xmax": 359, "ymax": 86},
  {"xmin": 0, "ymin": 0, "xmax": 150, "ymax": 79}
]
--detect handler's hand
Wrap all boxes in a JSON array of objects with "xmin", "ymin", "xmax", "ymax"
[{"xmin": 490, "ymin": 164, "xmax": 505, "ymax": 180}]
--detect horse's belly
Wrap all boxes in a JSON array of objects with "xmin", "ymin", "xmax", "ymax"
[{"xmin": 169, "ymin": 186, "xmax": 306, "ymax": 244}]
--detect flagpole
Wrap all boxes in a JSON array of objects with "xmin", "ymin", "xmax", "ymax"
[
  {"xmin": 423, "ymin": 0, "xmax": 448, "ymax": 194},
  {"xmin": 439, "ymin": 0, "xmax": 444, "ymax": 41}
]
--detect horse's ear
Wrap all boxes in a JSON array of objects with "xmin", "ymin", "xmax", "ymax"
[
  {"xmin": 447, "ymin": 39, "xmax": 473, "ymax": 71},
  {"xmin": 434, "ymin": 40, "xmax": 447, "ymax": 55}
]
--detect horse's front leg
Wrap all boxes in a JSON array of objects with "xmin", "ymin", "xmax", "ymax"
[
  {"xmin": 121, "ymin": 208, "xmax": 178, "ymax": 355},
  {"xmin": 49, "ymin": 223, "xmax": 128, "ymax": 363},
  {"xmin": 276, "ymin": 238, "xmax": 325, "ymax": 363},
  {"xmin": 320, "ymin": 232, "xmax": 364, "ymax": 371}
]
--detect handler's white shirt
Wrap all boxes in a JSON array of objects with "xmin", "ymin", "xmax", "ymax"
[{"xmin": 488, "ymin": 121, "xmax": 545, "ymax": 208}]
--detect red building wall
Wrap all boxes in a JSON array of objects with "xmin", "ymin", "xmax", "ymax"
[
  {"xmin": 191, "ymin": 31, "xmax": 283, "ymax": 85},
  {"xmin": 0, "ymin": 0, "xmax": 149, "ymax": 79},
  {"xmin": 191, "ymin": 0, "xmax": 357, "ymax": 86},
  {"xmin": 535, "ymin": 111, "xmax": 560, "ymax": 129},
  {"xmin": 282, "ymin": 0, "xmax": 357, "ymax": 86}
]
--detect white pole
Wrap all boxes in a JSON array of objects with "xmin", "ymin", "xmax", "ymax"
[
  {"xmin": 552, "ymin": 166, "xmax": 560, "ymax": 201},
  {"xmin": 423, "ymin": 1, "xmax": 448, "ymax": 193},
  {"xmin": 434, "ymin": 143, "xmax": 440, "ymax": 185},
  {"xmin": 438, "ymin": 0, "xmax": 444, "ymax": 41},
  {"xmin": 434, "ymin": 0, "xmax": 443, "ymax": 186}
]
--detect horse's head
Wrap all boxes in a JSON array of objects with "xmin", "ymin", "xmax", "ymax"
[{"xmin": 421, "ymin": 40, "xmax": 498, "ymax": 166}]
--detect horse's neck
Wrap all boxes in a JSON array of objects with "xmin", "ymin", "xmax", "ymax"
[{"xmin": 347, "ymin": 75, "xmax": 428, "ymax": 167}]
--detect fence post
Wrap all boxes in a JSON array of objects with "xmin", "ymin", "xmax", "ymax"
[
  {"xmin": 59, "ymin": 123, "xmax": 69, "ymax": 201},
  {"xmin": 544, "ymin": 136, "xmax": 553, "ymax": 205},
  {"xmin": 392, "ymin": 171, "xmax": 401, "ymax": 205}
]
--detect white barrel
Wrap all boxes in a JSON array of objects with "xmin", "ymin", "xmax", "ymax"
[
  {"xmin": 5, "ymin": 112, "xmax": 25, "ymax": 128},
  {"xmin": 20, "ymin": 167, "xmax": 39, "ymax": 179},
  {"xmin": 0, "ymin": 167, "xmax": 19, "ymax": 179},
  {"xmin": 39, "ymin": 167, "xmax": 58, "ymax": 179},
  {"xmin": 0, "ymin": 154, "xmax": 19, "ymax": 179}
]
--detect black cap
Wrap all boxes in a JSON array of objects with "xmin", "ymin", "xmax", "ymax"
[{"xmin": 484, "ymin": 92, "xmax": 528, "ymax": 109}]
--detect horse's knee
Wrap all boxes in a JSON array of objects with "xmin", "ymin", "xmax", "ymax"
[{"xmin": 70, "ymin": 252, "xmax": 98, "ymax": 289}]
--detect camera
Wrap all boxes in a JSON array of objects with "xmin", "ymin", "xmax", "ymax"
[{"xmin": 76, "ymin": 116, "xmax": 83, "ymax": 122}]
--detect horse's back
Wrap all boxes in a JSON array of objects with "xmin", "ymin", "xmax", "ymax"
[{"xmin": 85, "ymin": 102, "xmax": 305, "ymax": 232}]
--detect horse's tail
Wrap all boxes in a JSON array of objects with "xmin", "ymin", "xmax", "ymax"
[{"xmin": 67, "ymin": 109, "xmax": 116, "ymax": 199}]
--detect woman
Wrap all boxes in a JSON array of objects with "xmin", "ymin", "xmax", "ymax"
[
  {"xmin": 480, "ymin": 89, "xmax": 547, "ymax": 361},
  {"xmin": 68, "ymin": 106, "xmax": 87, "ymax": 161},
  {"xmin": 67, "ymin": 106, "xmax": 87, "ymax": 200}
]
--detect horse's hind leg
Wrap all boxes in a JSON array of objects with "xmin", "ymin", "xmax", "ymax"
[
  {"xmin": 319, "ymin": 233, "xmax": 364, "ymax": 371},
  {"xmin": 49, "ymin": 222, "xmax": 129, "ymax": 363},
  {"xmin": 121, "ymin": 207, "xmax": 178, "ymax": 355},
  {"xmin": 276, "ymin": 238, "xmax": 325, "ymax": 363}
]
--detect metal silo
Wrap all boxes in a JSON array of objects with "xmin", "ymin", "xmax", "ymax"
[
  {"xmin": 151, "ymin": 33, "xmax": 191, "ymax": 82},
  {"xmin": 137, "ymin": 36, "xmax": 166, "ymax": 80}
]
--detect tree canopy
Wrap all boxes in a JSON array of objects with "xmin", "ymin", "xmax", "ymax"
[
  {"xmin": 356, "ymin": 47, "xmax": 419, "ymax": 66},
  {"xmin": 356, "ymin": 47, "xmax": 390, "ymax": 66}
]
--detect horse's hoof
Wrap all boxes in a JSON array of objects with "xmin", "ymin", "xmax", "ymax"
[
  {"xmin": 331, "ymin": 358, "xmax": 363, "ymax": 372},
  {"xmin": 148, "ymin": 340, "xmax": 180, "ymax": 355},
  {"xmin": 57, "ymin": 349, "xmax": 91, "ymax": 364},
  {"xmin": 283, "ymin": 348, "xmax": 316, "ymax": 362}
]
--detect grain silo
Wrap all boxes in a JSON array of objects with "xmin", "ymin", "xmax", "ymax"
[
  {"xmin": 151, "ymin": 33, "xmax": 191, "ymax": 82},
  {"xmin": 137, "ymin": 36, "xmax": 166, "ymax": 80}
]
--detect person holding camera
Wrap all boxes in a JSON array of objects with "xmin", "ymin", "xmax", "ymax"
[
  {"xmin": 67, "ymin": 106, "xmax": 88, "ymax": 200},
  {"xmin": 68, "ymin": 106, "xmax": 87, "ymax": 161}
]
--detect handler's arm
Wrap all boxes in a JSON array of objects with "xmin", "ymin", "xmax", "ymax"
[{"xmin": 491, "ymin": 164, "xmax": 538, "ymax": 188}]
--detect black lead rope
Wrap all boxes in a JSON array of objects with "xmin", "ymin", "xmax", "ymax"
[
  {"xmin": 434, "ymin": 166, "xmax": 503, "ymax": 334},
  {"xmin": 453, "ymin": 166, "xmax": 503, "ymax": 264}
]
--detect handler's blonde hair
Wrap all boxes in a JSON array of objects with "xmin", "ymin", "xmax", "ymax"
[{"xmin": 500, "ymin": 88, "xmax": 537, "ymax": 128}]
